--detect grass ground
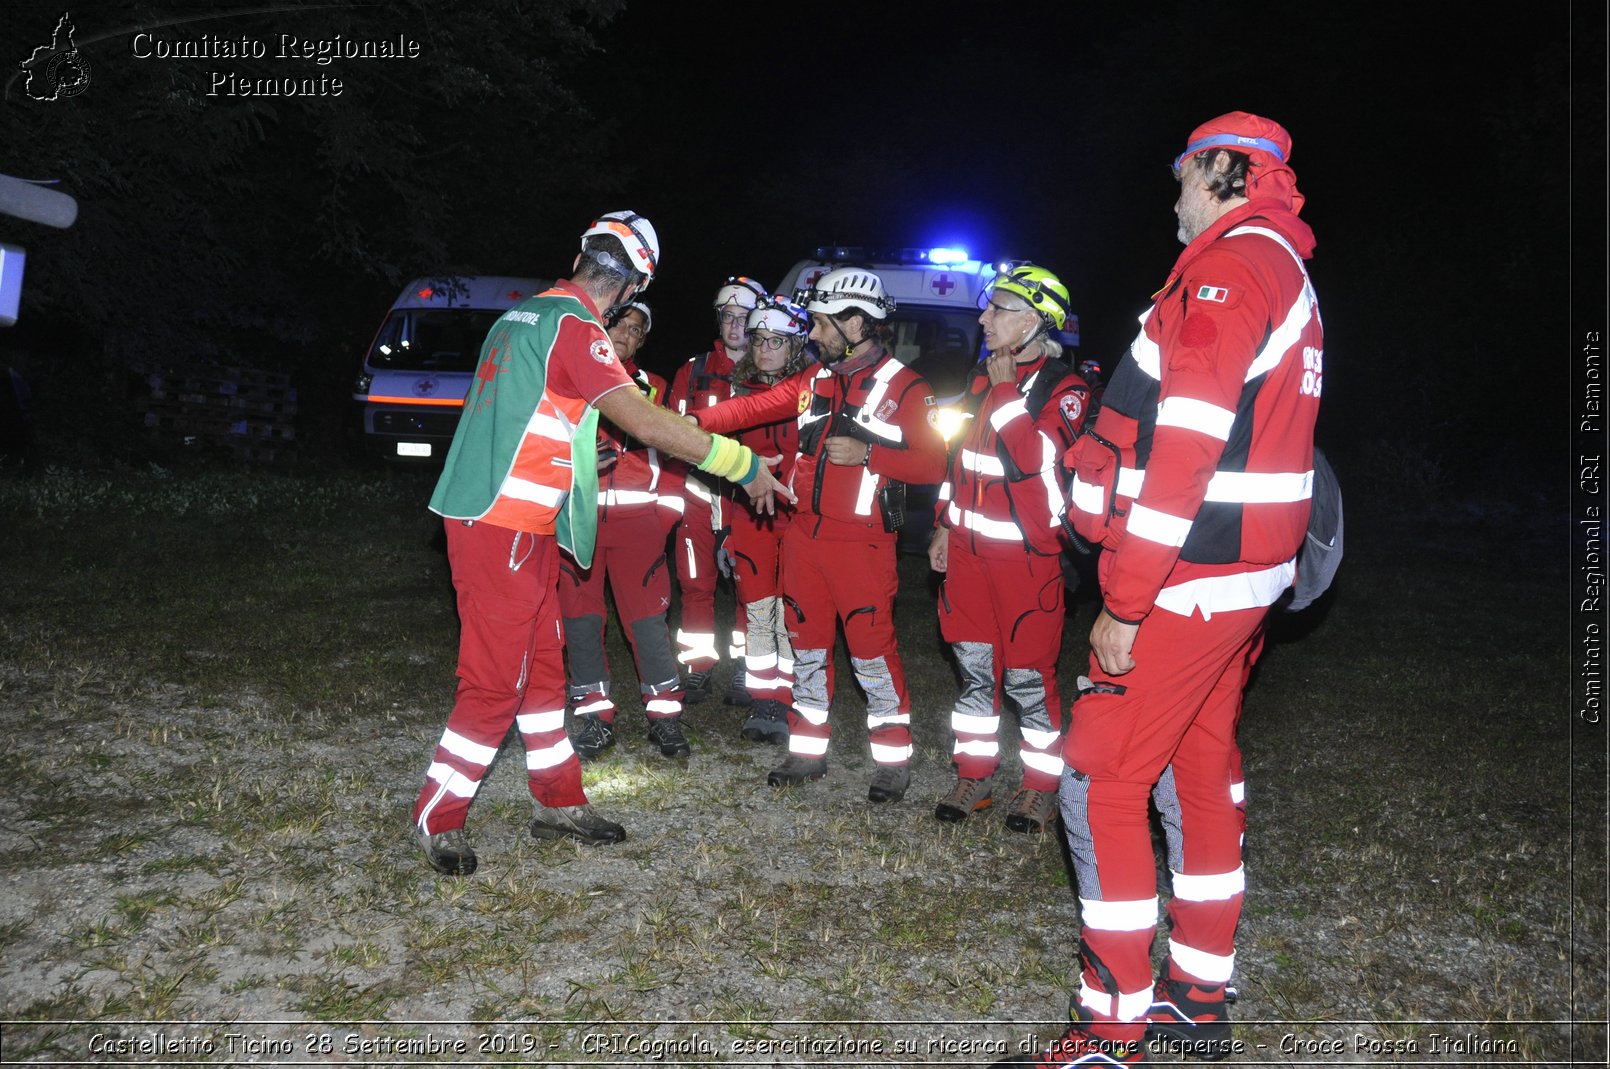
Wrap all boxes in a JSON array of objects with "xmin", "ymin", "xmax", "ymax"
[{"xmin": 0, "ymin": 465, "xmax": 1600, "ymax": 1066}]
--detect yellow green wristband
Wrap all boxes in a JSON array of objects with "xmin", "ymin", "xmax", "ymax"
[{"xmin": 697, "ymin": 435, "xmax": 761, "ymax": 485}]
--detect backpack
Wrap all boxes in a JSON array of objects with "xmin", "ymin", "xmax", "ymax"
[{"xmin": 1285, "ymin": 446, "xmax": 1343, "ymax": 611}]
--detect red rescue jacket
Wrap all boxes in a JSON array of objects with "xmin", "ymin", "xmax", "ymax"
[{"xmin": 696, "ymin": 343, "xmax": 946, "ymax": 539}]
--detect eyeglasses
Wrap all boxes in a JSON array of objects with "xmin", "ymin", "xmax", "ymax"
[
  {"xmin": 983, "ymin": 297, "xmax": 1029, "ymax": 316},
  {"xmin": 717, "ymin": 310, "xmax": 749, "ymax": 326},
  {"xmin": 749, "ymin": 334, "xmax": 788, "ymax": 352},
  {"xmin": 615, "ymin": 324, "xmax": 647, "ymax": 341}
]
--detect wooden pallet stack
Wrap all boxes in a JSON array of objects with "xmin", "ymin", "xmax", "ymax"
[{"xmin": 140, "ymin": 362, "xmax": 298, "ymax": 462}]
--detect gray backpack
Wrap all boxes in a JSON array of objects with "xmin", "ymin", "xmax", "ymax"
[{"xmin": 1286, "ymin": 446, "xmax": 1343, "ymax": 612}]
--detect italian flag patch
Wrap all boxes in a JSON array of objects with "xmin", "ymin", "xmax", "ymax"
[{"xmin": 1196, "ymin": 284, "xmax": 1229, "ymax": 303}]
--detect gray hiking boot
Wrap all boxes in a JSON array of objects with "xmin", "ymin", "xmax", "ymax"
[
  {"xmin": 741, "ymin": 698, "xmax": 790, "ymax": 743},
  {"xmin": 867, "ymin": 763, "xmax": 911, "ymax": 804},
  {"xmin": 646, "ymin": 716, "xmax": 692, "ymax": 758},
  {"xmin": 767, "ymin": 752, "xmax": 827, "ymax": 788},
  {"xmin": 570, "ymin": 715, "xmax": 616, "ymax": 760},
  {"xmin": 934, "ymin": 774, "xmax": 995, "ymax": 822},
  {"xmin": 420, "ymin": 826, "xmax": 477, "ymax": 876},
  {"xmin": 529, "ymin": 803, "xmax": 626, "ymax": 845}
]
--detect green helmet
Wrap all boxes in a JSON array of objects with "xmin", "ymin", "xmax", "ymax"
[{"xmin": 983, "ymin": 262, "xmax": 1071, "ymax": 331}]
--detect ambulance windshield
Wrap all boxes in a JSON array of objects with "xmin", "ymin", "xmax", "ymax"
[
  {"xmin": 883, "ymin": 309, "xmax": 983, "ymax": 399},
  {"xmin": 366, "ymin": 308, "xmax": 504, "ymax": 372}
]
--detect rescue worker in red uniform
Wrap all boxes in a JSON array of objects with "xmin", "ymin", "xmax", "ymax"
[
  {"xmin": 692, "ymin": 268, "xmax": 946, "ymax": 803},
  {"xmin": 666, "ymin": 277, "xmax": 769, "ymax": 705},
  {"xmin": 995, "ymin": 113, "xmax": 1324, "ymax": 1068},
  {"xmin": 719, "ymin": 295, "xmax": 815, "ymax": 744},
  {"xmin": 559, "ymin": 302, "xmax": 693, "ymax": 760},
  {"xmin": 928, "ymin": 263, "xmax": 1088, "ymax": 834},
  {"xmin": 410, "ymin": 212, "xmax": 791, "ymax": 877}
]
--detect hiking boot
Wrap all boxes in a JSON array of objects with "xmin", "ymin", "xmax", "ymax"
[
  {"xmin": 767, "ymin": 753, "xmax": 827, "ymax": 787},
  {"xmin": 646, "ymin": 716, "xmax": 692, "ymax": 758},
  {"xmin": 529, "ymin": 803, "xmax": 626, "ymax": 845},
  {"xmin": 420, "ymin": 826, "xmax": 477, "ymax": 876},
  {"xmin": 867, "ymin": 763, "xmax": 911, "ymax": 804},
  {"xmin": 989, "ymin": 1023, "xmax": 1148, "ymax": 1066},
  {"xmin": 724, "ymin": 667, "xmax": 754, "ymax": 707},
  {"xmin": 934, "ymin": 774, "xmax": 995, "ymax": 822},
  {"xmin": 570, "ymin": 715, "xmax": 615, "ymax": 760},
  {"xmin": 681, "ymin": 669, "xmax": 713, "ymax": 705},
  {"xmin": 1005, "ymin": 786, "xmax": 1059, "ymax": 833},
  {"xmin": 741, "ymin": 698, "xmax": 790, "ymax": 744},
  {"xmin": 1146, "ymin": 977, "xmax": 1232, "ymax": 1060}
]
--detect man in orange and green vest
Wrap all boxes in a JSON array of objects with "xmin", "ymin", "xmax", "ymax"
[{"xmin": 411, "ymin": 211, "xmax": 790, "ymax": 876}]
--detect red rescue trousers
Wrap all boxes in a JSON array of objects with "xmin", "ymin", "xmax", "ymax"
[
  {"xmin": 559, "ymin": 502, "xmax": 684, "ymax": 725},
  {"xmin": 1060, "ymin": 601, "xmax": 1267, "ymax": 1042},
  {"xmin": 413, "ymin": 520, "xmax": 586, "ymax": 836},
  {"xmin": 782, "ymin": 520, "xmax": 911, "ymax": 765},
  {"xmin": 938, "ymin": 543, "xmax": 1066, "ymax": 791},
  {"xmin": 673, "ymin": 486, "xmax": 720, "ymax": 674},
  {"xmin": 728, "ymin": 507, "xmax": 793, "ymax": 704}
]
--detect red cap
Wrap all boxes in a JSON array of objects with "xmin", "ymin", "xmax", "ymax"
[{"xmin": 1175, "ymin": 111, "xmax": 1304, "ymax": 212}]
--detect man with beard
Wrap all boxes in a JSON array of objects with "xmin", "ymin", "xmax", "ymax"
[
  {"xmin": 995, "ymin": 112, "xmax": 1324, "ymax": 1066},
  {"xmin": 691, "ymin": 268, "xmax": 946, "ymax": 803}
]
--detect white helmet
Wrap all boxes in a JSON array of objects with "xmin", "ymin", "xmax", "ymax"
[
  {"xmin": 746, "ymin": 295, "xmax": 810, "ymax": 336},
  {"xmin": 609, "ymin": 300, "xmax": 652, "ymax": 333},
  {"xmin": 713, "ymin": 275, "xmax": 767, "ymax": 310},
  {"xmin": 580, "ymin": 210, "xmax": 660, "ymax": 289},
  {"xmin": 804, "ymin": 267, "xmax": 895, "ymax": 320}
]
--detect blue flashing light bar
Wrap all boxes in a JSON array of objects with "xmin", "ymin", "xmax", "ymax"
[{"xmin": 813, "ymin": 245, "xmax": 975, "ymax": 266}]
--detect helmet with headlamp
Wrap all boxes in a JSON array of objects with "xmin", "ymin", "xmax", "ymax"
[{"xmin": 981, "ymin": 261, "xmax": 1071, "ymax": 331}]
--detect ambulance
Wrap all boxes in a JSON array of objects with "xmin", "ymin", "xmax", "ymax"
[{"xmin": 351, "ymin": 275, "xmax": 548, "ymax": 462}]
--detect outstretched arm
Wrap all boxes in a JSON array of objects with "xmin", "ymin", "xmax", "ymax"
[{"xmin": 596, "ymin": 386, "xmax": 793, "ymax": 514}]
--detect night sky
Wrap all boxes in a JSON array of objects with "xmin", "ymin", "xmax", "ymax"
[
  {"xmin": 3, "ymin": 1, "xmax": 1599, "ymax": 479},
  {"xmin": 586, "ymin": 5, "xmax": 1581, "ymax": 358}
]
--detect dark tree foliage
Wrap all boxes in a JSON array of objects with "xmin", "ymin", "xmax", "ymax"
[{"xmin": 2, "ymin": 0, "xmax": 627, "ymax": 460}]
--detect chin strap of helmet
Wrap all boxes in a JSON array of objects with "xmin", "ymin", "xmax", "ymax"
[
  {"xmin": 601, "ymin": 275, "xmax": 645, "ymax": 325},
  {"xmin": 1008, "ymin": 315, "xmax": 1053, "ymax": 358},
  {"xmin": 821, "ymin": 314, "xmax": 860, "ymax": 362}
]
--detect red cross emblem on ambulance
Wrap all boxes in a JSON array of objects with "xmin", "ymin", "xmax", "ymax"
[{"xmin": 930, "ymin": 273, "xmax": 956, "ymax": 296}]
